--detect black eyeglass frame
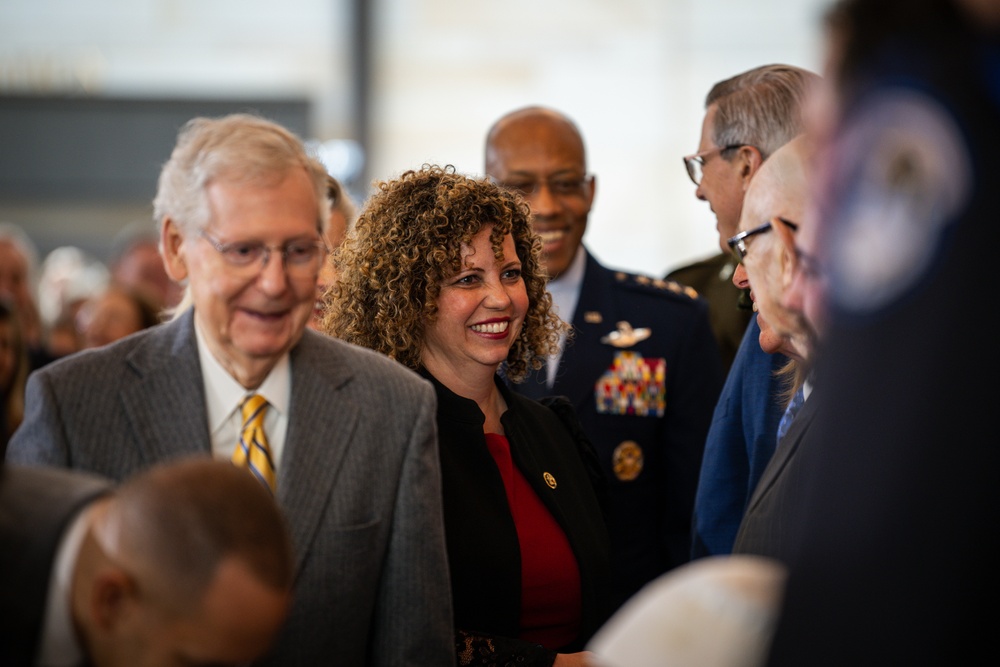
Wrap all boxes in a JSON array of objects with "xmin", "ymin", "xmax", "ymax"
[
  {"xmin": 682, "ymin": 144, "xmax": 751, "ymax": 186},
  {"xmin": 726, "ymin": 217, "xmax": 799, "ymax": 263}
]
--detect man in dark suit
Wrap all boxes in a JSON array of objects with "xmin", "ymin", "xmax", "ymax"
[
  {"xmin": 724, "ymin": 135, "xmax": 820, "ymax": 558},
  {"xmin": 0, "ymin": 457, "xmax": 294, "ymax": 666},
  {"xmin": 7, "ymin": 113, "xmax": 455, "ymax": 665},
  {"xmin": 485, "ymin": 106, "xmax": 724, "ymax": 613}
]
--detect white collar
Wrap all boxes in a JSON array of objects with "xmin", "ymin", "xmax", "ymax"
[
  {"xmin": 37, "ymin": 506, "xmax": 93, "ymax": 666},
  {"xmin": 194, "ymin": 317, "xmax": 291, "ymax": 433}
]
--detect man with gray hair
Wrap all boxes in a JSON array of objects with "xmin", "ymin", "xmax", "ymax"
[
  {"xmin": 686, "ymin": 64, "xmax": 820, "ymax": 558},
  {"xmin": 8, "ymin": 113, "xmax": 455, "ymax": 665}
]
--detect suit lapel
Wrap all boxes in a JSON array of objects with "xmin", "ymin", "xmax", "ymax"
[
  {"xmin": 120, "ymin": 311, "xmax": 211, "ymax": 463},
  {"xmin": 745, "ymin": 391, "xmax": 819, "ymax": 512},
  {"xmin": 277, "ymin": 333, "xmax": 360, "ymax": 576}
]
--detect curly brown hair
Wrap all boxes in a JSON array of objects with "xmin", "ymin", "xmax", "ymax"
[{"xmin": 321, "ymin": 164, "xmax": 567, "ymax": 382}]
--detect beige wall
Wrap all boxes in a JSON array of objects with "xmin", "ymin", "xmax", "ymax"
[{"xmin": 1, "ymin": 0, "xmax": 829, "ymax": 277}]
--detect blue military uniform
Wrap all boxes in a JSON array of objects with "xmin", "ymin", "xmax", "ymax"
[
  {"xmin": 512, "ymin": 249, "xmax": 724, "ymax": 612},
  {"xmin": 690, "ymin": 313, "xmax": 788, "ymax": 558}
]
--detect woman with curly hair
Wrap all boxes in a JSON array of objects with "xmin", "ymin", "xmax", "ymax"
[{"xmin": 322, "ymin": 164, "xmax": 610, "ymax": 667}]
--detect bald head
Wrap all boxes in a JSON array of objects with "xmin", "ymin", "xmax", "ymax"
[
  {"xmin": 76, "ymin": 457, "xmax": 294, "ymax": 667},
  {"xmin": 485, "ymin": 106, "xmax": 587, "ymax": 174},
  {"xmin": 736, "ymin": 135, "xmax": 814, "ymax": 359},
  {"xmin": 484, "ymin": 106, "xmax": 595, "ymax": 280},
  {"xmin": 742, "ymin": 137, "xmax": 810, "ymax": 234},
  {"xmin": 104, "ymin": 457, "xmax": 294, "ymax": 605}
]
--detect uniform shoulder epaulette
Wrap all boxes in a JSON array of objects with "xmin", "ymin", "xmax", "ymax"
[{"xmin": 613, "ymin": 271, "xmax": 700, "ymax": 300}]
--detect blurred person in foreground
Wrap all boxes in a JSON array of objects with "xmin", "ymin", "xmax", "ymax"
[
  {"xmin": 323, "ymin": 164, "xmax": 610, "ymax": 667},
  {"xmin": 6, "ymin": 113, "xmax": 454, "ymax": 666},
  {"xmin": 309, "ymin": 173, "xmax": 358, "ymax": 331},
  {"xmin": 486, "ymin": 106, "xmax": 723, "ymax": 613},
  {"xmin": 586, "ymin": 553, "xmax": 786, "ymax": 667},
  {"xmin": 764, "ymin": 0, "xmax": 999, "ymax": 664},
  {"xmin": 684, "ymin": 64, "xmax": 820, "ymax": 558},
  {"xmin": 0, "ymin": 456, "xmax": 294, "ymax": 667}
]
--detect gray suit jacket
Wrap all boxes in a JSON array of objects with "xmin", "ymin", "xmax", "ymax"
[
  {"xmin": 0, "ymin": 464, "xmax": 111, "ymax": 665},
  {"xmin": 730, "ymin": 390, "xmax": 819, "ymax": 560},
  {"xmin": 7, "ymin": 309, "xmax": 455, "ymax": 666}
]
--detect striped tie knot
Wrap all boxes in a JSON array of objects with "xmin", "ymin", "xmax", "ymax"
[{"xmin": 232, "ymin": 393, "xmax": 276, "ymax": 493}]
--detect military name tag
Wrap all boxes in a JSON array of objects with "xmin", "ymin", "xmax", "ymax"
[{"xmin": 594, "ymin": 351, "xmax": 667, "ymax": 417}]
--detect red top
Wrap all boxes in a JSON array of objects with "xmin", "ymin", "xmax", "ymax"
[{"xmin": 485, "ymin": 432, "xmax": 582, "ymax": 649}]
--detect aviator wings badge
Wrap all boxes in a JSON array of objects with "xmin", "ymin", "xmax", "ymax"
[{"xmin": 600, "ymin": 321, "xmax": 651, "ymax": 348}]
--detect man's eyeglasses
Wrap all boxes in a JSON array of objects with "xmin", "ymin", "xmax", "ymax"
[
  {"xmin": 682, "ymin": 144, "xmax": 750, "ymax": 186},
  {"xmin": 499, "ymin": 175, "xmax": 592, "ymax": 199},
  {"xmin": 200, "ymin": 230, "xmax": 327, "ymax": 277},
  {"xmin": 727, "ymin": 217, "xmax": 799, "ymax": 264}
]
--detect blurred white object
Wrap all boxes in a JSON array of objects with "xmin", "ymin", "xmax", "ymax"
[
  {"xmin": 587, "ymin": 555, "xmax": 787, "ymax": 667},
  {"xmin": 37, "ymin": 246, "xmax": 109, "ymax": 327}
]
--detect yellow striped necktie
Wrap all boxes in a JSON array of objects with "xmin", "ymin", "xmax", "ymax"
[{"xmin": 232, "ymin": 393, "xmax": 276, "ymax": 493}]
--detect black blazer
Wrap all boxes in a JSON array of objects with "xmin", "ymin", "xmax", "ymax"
[
  {"xmin": 512, "ymin": 250, "xmax": 723, "ymax": 611},
  {"xmin": 423, "ymin": 370, "xmax": 611, "ymax": 653}
]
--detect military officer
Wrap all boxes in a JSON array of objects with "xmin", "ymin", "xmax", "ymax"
[{"xmin": 485, "ymin": 106, "xmax": 725, "ymax": 613}]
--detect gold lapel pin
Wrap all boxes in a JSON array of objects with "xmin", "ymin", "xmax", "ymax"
[{"xmin": 543, "ymin": 472, "xmax": 557, "ymax": 489}]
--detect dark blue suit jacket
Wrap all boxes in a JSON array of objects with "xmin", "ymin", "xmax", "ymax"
[
  {"xmin": 511, "ymin": 249, "xmax": 723, "ymax": 612},
  {"xmin": 690, "ymin": 313, "xmax": 787, "ymax": 558}
]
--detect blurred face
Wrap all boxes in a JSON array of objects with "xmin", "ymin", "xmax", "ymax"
[
  {"xmin": 0, "ymin": 241, "xmax": 37, "ymax": 336},
  {"xmin": 0, "ymin": 320, "xmax": 15, "ymax": 390},
  {"xmin": 114, "ymin": 243, "xmax": 181, "ymax": 310},
  {"xmin": 162, "ymin": 168, "xmax": 322, "ymax": 388},
  {"xmin": 486, "ymin": 115, "xmax": 594, "ymax": 280},
  {"xmin": 694, "ymin": 106, "xmax": 748, "ymax": 250},
  {"xmin": 421, "ymin": 226, "xmax": 529, "ymax": 388},
  {"xmin": 77, "ymin": 288, "xmax": 146, "ymax": 349},
  {"xmin": 783, "ymin": 208, "xmax": 827, "ymax": 344},
  {"xmin": 309, "ymin": 208, "xmax": 348, "ymax": 330},
  {"xmin": 101, "ymin": 558, "xmax": 290, "ymax": 667}
]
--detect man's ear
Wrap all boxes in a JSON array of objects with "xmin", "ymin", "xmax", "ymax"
[
  {"xmin": 90, "ymin": 566, "xmax": 137, "ymax": 631},
  {"xmin": 584, "ymin": 173, "xmax": 597, "ymax": 210},
  {"xmin": 161, "ymin": 218, "xmax": 189, "ymax": 282},
  {"xmin": 772, "ymin": 219, "xmax": 798, "ymax": 289},
  {"xmin": 738, "ymin": 146, "xmax": 765, "ymax": 190}
]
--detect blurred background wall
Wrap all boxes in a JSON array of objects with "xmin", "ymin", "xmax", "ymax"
[{"xmin": 0, "ymin": 0, "xmax": 829, "ymax": 278}]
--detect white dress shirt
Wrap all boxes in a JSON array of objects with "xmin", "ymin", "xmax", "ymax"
[
  {"xmin": 195, "ymin": 320, "xmax": 290, "ymax": 470},
  {"xmin": 37, "ymin": 506, "xmax": 93, "ymax": 667},
  {"xmin": 545, "ymin": 246, "xmax": 587, "ymax": 388}
]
